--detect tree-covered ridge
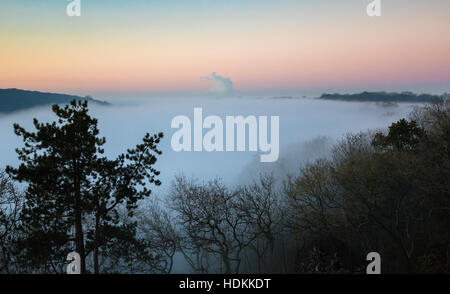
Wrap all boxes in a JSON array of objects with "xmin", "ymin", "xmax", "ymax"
[
  {"xmin": 0, "ymin": 88, "xmax": 109, "ymax": 113},
  {"xmin": 320, "ymin": 91, "xmax": 449, "ymax": 103}
]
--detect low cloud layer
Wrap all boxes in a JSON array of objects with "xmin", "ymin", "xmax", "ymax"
[{"xmin": 0, "ymin": 97, "xmax": 417, "ymax": 193}]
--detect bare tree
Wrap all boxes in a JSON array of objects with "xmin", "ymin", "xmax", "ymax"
[
  {"xmin": 236, "ymin": 174, "xmax": 287, "ymax": 273},
  {"xmin": 0, "ymin": 170, "xmax": 23, "ymax": 273},
  {"xmin": 168, "ymin": 176, "xmax": 259, "ymax": 273},
  {"xmin": 135, "ymin": 198, "xmax": 178, "ymax": 273}
]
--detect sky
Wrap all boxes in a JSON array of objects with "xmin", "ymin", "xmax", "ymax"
[{"xmin": 1, "ymin": 0, "xmax": 450, "ymax": 96}]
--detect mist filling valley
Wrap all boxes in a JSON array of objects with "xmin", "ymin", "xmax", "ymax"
[
  {"xmin": 0, "ymin": 96, "xmax": 414, "ymax": 188},
  {"xmin": 0, "ymin": 96, "xmax": 421, "ymax": 273}
]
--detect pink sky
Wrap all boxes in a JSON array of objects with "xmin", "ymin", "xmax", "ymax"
[{"xmin": 1, "ymin": 0, "xmax": 449, "ymax": 94}]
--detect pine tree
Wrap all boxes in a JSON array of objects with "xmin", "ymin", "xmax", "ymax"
[{"xmin": 6, "ymin": 100, "xmax": 163, "ymax": 273}]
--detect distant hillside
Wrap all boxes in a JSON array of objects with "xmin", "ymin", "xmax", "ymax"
[
  {"xmin": 319, "ymin": 91, "xmax": 448, "ymax": 103},
  {"xmin": 0, "ymin": 88, "xmax": 109, "ymax": 113}
]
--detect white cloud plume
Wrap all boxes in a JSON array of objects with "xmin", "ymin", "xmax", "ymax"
[{"xmin": 202, "ymin": 72, "xmax": 234, "ymax": 94}]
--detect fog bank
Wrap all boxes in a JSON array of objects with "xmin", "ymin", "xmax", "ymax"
[{"xmin": 0, "ymin": 97, "xmax": 417, "ymax": 193}]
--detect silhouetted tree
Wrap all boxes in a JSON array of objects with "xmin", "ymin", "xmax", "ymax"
[
  {"xmin": 0, "ymin": 170, "xmax": 23, "ymax": 273},
  {"xmin": 6, "ymin": 100, "xmax": 163, "ymax": 273}
]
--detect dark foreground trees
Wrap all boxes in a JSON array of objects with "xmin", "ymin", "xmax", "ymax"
[
  {"xmin": 5, "ymin": 100, "xmax": 163, "ymax": 273},
  {"xmin": 141, "ymin": 175, "xmax": 286, "ymax": 274},
  {"xmin": 0, "ymin": 99, "xmax": 449, "ymax": 274},
  {"xmin": 283, "ymin": 101, "xmax": 450, "ymax": 273},
  {"xmin": 0, "ymin": 170, "xmax": 23, "ymax": 273},
  {"xmin": 140, "ymin": 100, "xmax": 449, "ymax": 274}
]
